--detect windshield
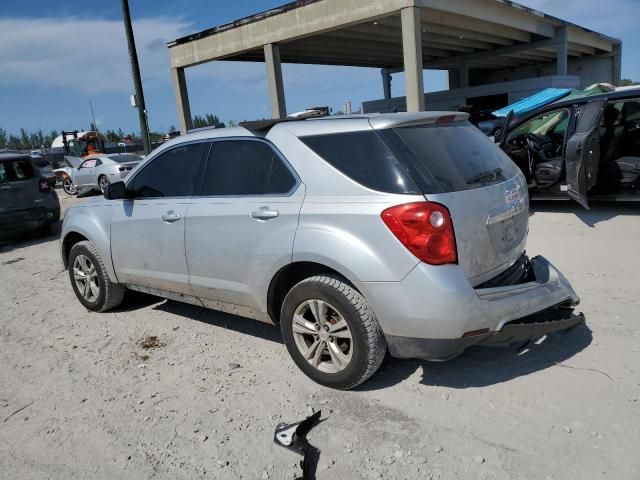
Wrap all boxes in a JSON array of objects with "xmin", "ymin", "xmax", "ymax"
[
  {"xmin": 509, "ymin": 109, "xmax": 571, "ymax": 138},
  {"xmin": 379, "ymin": 121, "xmax": 519, "ymax": 193}
]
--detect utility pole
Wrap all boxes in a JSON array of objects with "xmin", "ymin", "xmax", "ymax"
[{"xmin": 121, "ymin": 0, "xmax": 150, "ymax": 154}]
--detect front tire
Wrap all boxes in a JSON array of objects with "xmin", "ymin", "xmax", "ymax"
[
  {"xmin": 280, "ymin": 275, "xmax": 386, "ymax": 390},
  {"xmin": 68, "ymin": 241, "xmax": 125, "ymax": 312}
]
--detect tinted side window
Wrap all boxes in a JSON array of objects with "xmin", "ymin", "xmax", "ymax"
[
  {"xmin": 0, "ymin": 159, "xmax": 35, "ymax": 182},
  {"xmin": 130, "ymin": 143, "xmax": 208, "ymax": 198},
  {"xmin": 202, "ymin": 140, "xmax": 296, "ymax": 196},
  {"xmin": 300, "ymin": 131, "xmax": 420, "ymax": 194}
]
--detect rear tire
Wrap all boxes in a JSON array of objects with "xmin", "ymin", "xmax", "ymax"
[
  {"xmin": 280, "ymin": 275, "xmax": 386, "ymax": 390},
  {"xmin": 68, "ymin": 241, "xmax": 125, "ymax": 312},
  {"xmin": 62, "ymin": 176, "xmax": 77, "ymax": 195},
  {"xmin": 98, "ymin": 175, "xmax": 110, "ymax": 193}
]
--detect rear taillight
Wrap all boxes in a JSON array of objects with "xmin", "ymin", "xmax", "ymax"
[
  {"xmin": 381, "ymin": 202, "xmax": 457, "ymax": 265},
  {"xmin": 39, "ymin": 178, "xmax": 50, "ymax": 192}
]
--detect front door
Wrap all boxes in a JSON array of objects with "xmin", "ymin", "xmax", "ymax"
[
  {"xmin": 565, "ymin": 99, "xmax": 606, "ymax": 209},
  {"xmin": 73, "ymin": 158, "xmax": 100, "ymax": 187},
  {"xmin": 186, "ymin": 138, "xmax": 304, "ymax": 312},
  {"xmin": 110, "ymin": 142, "xmax": 210, "ymax": 294}
]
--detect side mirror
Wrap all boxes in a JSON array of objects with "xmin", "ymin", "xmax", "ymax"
[{"xmin": 104, "ymin": 181, "xmax": 128, "ymax": 200}]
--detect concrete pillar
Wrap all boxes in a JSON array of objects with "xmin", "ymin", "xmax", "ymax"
[
  {"xmin": 171, "ymin": 67, "xmax": 192, "ymax": 135},
  {"xmin": 460, "ymin": 61, "xmax": 469, "ymax": 88},
  {"xmin": 264, "ymin": 43, "xmax": 287, "ymax": 119},
  {"xmin": 555, "ymin": 26, "xmax": 568, "ymax": 76},
  {"xmin": 612, "ymin": 43, "xmax": 622, "ymax": 86},
  {"xmin": 381, "ymin": 68, "xmax": 392, "ymax": 100},
  {"xmin": 401, "ymin": 7, "xmax": 425, "ymax": 112}
]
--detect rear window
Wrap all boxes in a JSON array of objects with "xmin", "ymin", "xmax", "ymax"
[
  {"xmin": 381, "ymin": 121, "xmax": 519, "ymax": 192},
  {"xmin": 0, "ymin": 159, "xmax": 35, "ymax": 182},
  {"xmin": 300, "ymin": 131, "xmax": 420, "ymax": 194},
  {"xmin": 108, "ymin": 154, "xmax": 141, "ymax": 163}
]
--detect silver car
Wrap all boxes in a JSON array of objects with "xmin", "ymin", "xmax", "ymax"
[
  {"xmin": 60, "ymin": 112, "xmax": 584, "ymax": 389},
  {"xmin": 58, "ymin": 153, "xmax": 142, "ymax": 194}
]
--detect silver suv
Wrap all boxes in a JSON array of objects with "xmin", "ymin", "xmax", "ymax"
[{"xmin": 61, "ymin": 112, "xmax": 584, "ymax": 390}]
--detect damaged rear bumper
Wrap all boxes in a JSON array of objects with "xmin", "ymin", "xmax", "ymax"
[
  {"xmin": 386, "ymin": 303, "xmax": 585, "ymax": 361},
  {"xmin": 376, "ymin": 254, "xmax": 585, "ymax": 362}
]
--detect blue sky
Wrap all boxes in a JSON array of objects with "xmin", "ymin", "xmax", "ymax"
[{"xmin": 1, "ymin": 0, "xmax": 638, "ymax": 136}]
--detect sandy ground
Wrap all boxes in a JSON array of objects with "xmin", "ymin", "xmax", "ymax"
[{"xmin": 1, "ymin": 191, "xmax": 639, "ymax": 480}]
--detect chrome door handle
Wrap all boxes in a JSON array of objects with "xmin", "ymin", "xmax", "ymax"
[
  {"xmin": 161, "ymin": 211, "xmax": 181, "ymax": 223},
  {"xmin": 251, "ymin": 207, "xmax": 279, "ymax": 220}
]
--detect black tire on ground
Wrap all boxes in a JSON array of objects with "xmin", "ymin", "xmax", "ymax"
[
  {"xmin": 280, "ymin": 274, "xmax": 387, "ymax": 390},
  {"xmin": 68, "ymin": 240, "xmax": 125, "ymax": 312},
  {"xmin": 62, "ymin": 177, "xmax": 77, "ymax": 195},
  {"xmin": 98, "ymin": 175, "xmax": 110, "ymax": 192}
]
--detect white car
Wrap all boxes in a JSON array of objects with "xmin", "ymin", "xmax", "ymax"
[{"xmin": 55, "ymin": 154, "xmax": 142, "ymax": 195}]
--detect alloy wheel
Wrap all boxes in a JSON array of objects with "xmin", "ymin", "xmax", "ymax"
[
  {"xmin": 292, "ymin": 299, "xmax": 353, "ymax": 374},
  {"xmin": 63, "ymin": 178, "xmax": 77, "ymax": 195},
  {"xmin": 72, "ymin": 254, "xmax": 100, "ymax": 303}
]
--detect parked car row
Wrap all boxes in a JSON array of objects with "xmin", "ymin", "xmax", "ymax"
[{"xmin": 60, "ymin": 111, "xmax": 584, "ymax": 390}]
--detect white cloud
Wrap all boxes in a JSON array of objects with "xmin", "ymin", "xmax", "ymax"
[{"xmin": 0, "ymin": 17, "xmax": 192, "ymax": 93}]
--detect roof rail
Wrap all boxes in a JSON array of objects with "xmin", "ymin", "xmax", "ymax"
[
  {"xmin": 187, "ymin": 122, "xmax": 227, "ymax": 133},
  {"xmin": 240, "ymin": 108, "xmax": 328, "ymax": 132}
]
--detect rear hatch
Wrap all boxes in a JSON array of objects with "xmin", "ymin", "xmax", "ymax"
[{"xmin": 375, "ymin": 118, "xmax": 529, "ymax": 285}]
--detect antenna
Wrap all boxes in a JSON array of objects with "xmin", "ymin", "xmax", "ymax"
[{"xmin": 90, "ymin": 100, "xmax": 99, "ymax": 134}]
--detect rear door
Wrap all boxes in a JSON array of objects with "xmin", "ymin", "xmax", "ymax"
[
  {"xmin": 186, "ymin": 138, "xmax": 303, "ymax": 311},
  {"xmin": 110, "ymin": 142, "xmax": 209, "ymax": 294},
  {"xmin": 565, "ymin": 99, "xmax": 606, "ymax": 209}
]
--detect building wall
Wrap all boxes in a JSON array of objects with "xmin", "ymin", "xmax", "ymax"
[
  {"xmin": 362, "ymin": 75, "xmax": 581, "ymax": 113},
  {"xmin": 476, "ymin": 55, "xmax": 618, "ymax": 89}
]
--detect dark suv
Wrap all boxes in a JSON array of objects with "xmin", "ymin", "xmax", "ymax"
[{"xmin": 0, "ymin": 153, "xmax": 61, "ymax": 239}]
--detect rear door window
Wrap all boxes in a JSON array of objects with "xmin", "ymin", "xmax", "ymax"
[
  {"xmin": 300, "ymin": 131, "xmax": 420, "ymax": 194},
  {"xmin": 201, "ymin": 140, "xmax": 297, "ymax": 196},
  {"xmin": 0, "ymin": 159, "xmax": 35, "ymax": 182},
  {"xmin": 382, "ymin": 121, "xmax": 520, "ymax": 192}
]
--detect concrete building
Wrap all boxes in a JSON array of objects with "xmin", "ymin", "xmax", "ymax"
[{"xmin": 167, "ymin": 0, "xmax": 622, "ymax": 133}]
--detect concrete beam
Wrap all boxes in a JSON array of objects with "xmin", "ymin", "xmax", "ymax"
[
  {"xmin": 419, "ymin": 0, "xmax": 555, "ymax": 38},
  {"xmin": 567, "ymin": 26, "xmax": 614, "ymax": 53},
  {"xmin": 555, "ymin": 26, "xmax": 568, "ymax": 76},
  {"xmin": 264, "ymin": 44, "xmax": 287, "ymax": 119},
  {"xmin": 168, "ymin": 0, "xmax": 415, "ymax": 68},
  {"xmin": 419, "ymin": 9, "xmax": 532, "ymax": 43},
  {"xmin": 401, "ymin": 7, "xmax": 425, "ymax": 112},
  {"xmin": 171, "ymin": 67, "xmax": 192, "ymax": 135},
  {"xmin": 420, "ymin": 22, "xmax": 514, "ymax": 46}
]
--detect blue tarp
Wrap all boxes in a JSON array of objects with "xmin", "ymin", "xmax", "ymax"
[{"xmin": 493, "ymin": 88, "xmax": 572, "ymax": 117}]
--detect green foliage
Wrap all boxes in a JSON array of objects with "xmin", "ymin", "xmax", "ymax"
[
  {"xmin": 621, "ymin": 79, "xmax": 638, "ymax": 87},
  {"xmin": 192, "ymin": 113, "xmax": 221, "ymax": 129}
]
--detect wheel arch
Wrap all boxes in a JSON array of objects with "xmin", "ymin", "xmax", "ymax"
[
  {"xmin": 267, "ymin": 260, "xmax": 364, "ymax": 324},
  {"xmin": 60, "ymin": 207, "xmax": 116, "ymax": 281}
]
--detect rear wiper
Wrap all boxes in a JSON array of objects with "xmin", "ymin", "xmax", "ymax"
[{"xmin": 466, "ymin": 168, "xmax": 503, "ymax": 185}]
